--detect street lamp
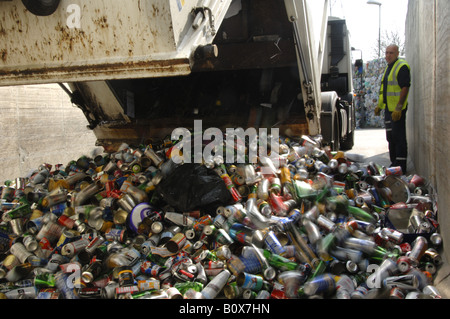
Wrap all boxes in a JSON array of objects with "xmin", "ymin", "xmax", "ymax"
[{"xmin": 367, "ymin": 0, "xmax": 382, "ymax": 58}]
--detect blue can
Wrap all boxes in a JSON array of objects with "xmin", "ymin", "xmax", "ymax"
[
  {"xmin": 36, "ymin": 291, "xmax": 61, "ymax": 299},
  {"xmin": 264, "ymin": 230, "xmax": 286, "ymax": 256},
  {"xmin": 105, "ymin": 228, "xmax": 128, "ymax": 243},
  {"xmin": 54, "ymin": 272, "xmax": 79, "ymax": 299},
  {"xmin": 0, "ymin": 230, "xmax": 11, "ymax": 253},
  {"xmin": 240, "ymin": 255, "xmax": 262, "ymax": 274},
  {"xmin": 303, "ymin": 273, "xmax": 336, "ymax": 296},
  {"xmin": 237, "ymin": 272, "xmax": 264, "ymax": 291},
  {"xmin": 50, "ymin": 203, "xmax": 68, "ymax": 216}
]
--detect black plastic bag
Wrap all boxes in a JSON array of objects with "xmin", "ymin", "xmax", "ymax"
[{"xmin": 156, "ymin": 163, "xmax": 232, "ymax": 213}]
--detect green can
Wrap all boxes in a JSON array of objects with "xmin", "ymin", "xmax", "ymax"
[{"xmin": 34, "ymin": 272, "xmax": 56, "ymax": 287}]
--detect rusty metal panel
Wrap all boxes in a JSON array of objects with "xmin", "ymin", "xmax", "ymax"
[{"xmin": 0, "ymin": 0, "xmax": 231, "ymax": 85}]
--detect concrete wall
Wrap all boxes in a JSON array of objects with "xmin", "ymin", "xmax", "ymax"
[
  {"xmin": 405, "ymin": 0, "xmax": 450, "ymax": 262},
  {"xmin": 0, "ymin": 84, "xmax": 98, "ymax": 182}
]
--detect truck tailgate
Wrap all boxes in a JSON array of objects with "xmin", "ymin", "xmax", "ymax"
[{"xmin": 0, "ymin": 0, "xmax": 231, "ymax": 85}]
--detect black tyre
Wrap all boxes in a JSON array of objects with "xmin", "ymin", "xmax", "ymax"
[
  {"xmin": 320, "ymin": 92, "xmax": 341, "ymax": 151},
  {"xmin": 340, "ymin": 129, "xmax": 354, "ymax": 150},
  {"xmin": 340, "ymin": 96, "xmax": 356, "ymax": 150},
  {"xmin": 22, "ymin": 0, "xmax": 61, "ymax": 16},
  {"xmin": 332, "ymin": 110, "xmax": 341, "ymax": 151}
]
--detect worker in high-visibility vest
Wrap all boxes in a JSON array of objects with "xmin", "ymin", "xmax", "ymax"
[{"xmin": 375, "ymin": 44, "xmax": 411, "ymax": 174}]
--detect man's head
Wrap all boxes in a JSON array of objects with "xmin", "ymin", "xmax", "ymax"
[{"xmin": 385, "ymin": 44, "xmax": 400, "ymax": 64}]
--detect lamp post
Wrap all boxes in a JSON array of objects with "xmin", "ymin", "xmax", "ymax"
[{"xmin": 367, "ymin": 0, "xmax": 382, "ymax": 58}]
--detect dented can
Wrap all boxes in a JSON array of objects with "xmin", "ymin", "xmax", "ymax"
[
  {"xmin": 61, "ymin": 238, "xmax": 90, "ymax": 257},
  {"xmin": 166, "ymin": 233, "xmax": 187, "ymax": 254},
  {"xmin": 408, "ymin": 236, "xmax": 428, "ymax": 266}
]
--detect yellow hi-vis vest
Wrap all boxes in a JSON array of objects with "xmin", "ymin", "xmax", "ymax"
[{"xmin": 378, "ymin": 58, "xmax": 410, "ymax": 112}]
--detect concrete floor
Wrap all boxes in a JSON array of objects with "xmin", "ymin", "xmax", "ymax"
[
  {"xmin": 351, "ymin": 128, "xmax": 449, "ymax": 298},
  {"xmin": 350, "ymin": 128, "xmax": 390, "ymax": 166},
  {"xmin": 350, "ymin": 127, "xmax": 398, "ymax": 172}
]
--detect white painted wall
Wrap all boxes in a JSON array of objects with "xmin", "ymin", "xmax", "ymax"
[
  {"xmin": 405, "ymin": 0, "xmax": 450, "ymax": 271},
  {"xmin": 0, "ymin": 84, "xmax": 98, "ymax": 182}
]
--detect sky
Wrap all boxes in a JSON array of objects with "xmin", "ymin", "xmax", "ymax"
[{"xmin": 327, "ymin": 0, "xmax": 409, "ymax": 61}]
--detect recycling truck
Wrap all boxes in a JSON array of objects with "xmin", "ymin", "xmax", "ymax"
[{"xmin": 0, "ymin": 0, "xmax": 355, "ymax": 152}]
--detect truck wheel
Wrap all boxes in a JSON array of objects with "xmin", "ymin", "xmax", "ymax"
[
  {"xmin": 332, "ymin": 111, "xmax": 341, "ymax": 151},
  {"xmin": 340, "ymin": 129, "xmax": 354, "ymax": 150},
  {"xmin": 320, "ymin": 91, "xmax": 340, "ymax": 151},
  {"xmin": 22, "ymin": 0, "xmax": 60, "ymax": 16},
  {"xmin": 339, "ymin": 95, "xmax": 355, "ymax": 150}
]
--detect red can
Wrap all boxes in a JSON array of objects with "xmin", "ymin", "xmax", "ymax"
[
  {"xmin": 140, "ymin": 260, "xmax": 152, "ymax": 274},
  {"xmin": 193, "ymin": 215, "xmax": 213, "ymax": 232},
  {"xmin": 410, "ymin": 174, "xmax": 425, "ymax": 187},
  {"xmin": 39, "ymin": 237, "xmax": 53, "ymax": 251},
  {"xmin": 385, "ymin": 166, "xmax": 403, "ymax": 176},
  {"xmin": 397, "ymin": 256, "xmax": 412, "ymax": 273},
  {"xmin": 399, "ymin": 242, "xmax": 412, "ymax": 253},
  {"xmin": 57, "ymin": 215, "xmax": 75, "ymax": 229},
  {"xmin": 270, "ymin": 287, "xmax": 287, "ymax": 299},
  {"xmin": 389, "ymin": 287, "xmax": 405, "ymax": 299},
  {"xmin": 409, "ymin": 236, "xmax": 428, "ymax": 266}
]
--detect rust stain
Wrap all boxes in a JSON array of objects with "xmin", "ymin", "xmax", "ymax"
[
  {"xmin": 10, "ymin": 5, "xmax": 19, "ymax": 21},
  {"xmin": 0, "ymin": 58, "xmax": 190, "ymax": 78},
  {"xmin": 94, "ymin": 16, "xmax": 109, "ymax": 29},
  {"xmin": 1, "ymin": 50, "xmax": 7, "ymax": 63},
  {"xmin": 53, "ymin": 22, "xmax": 91, "ymax": 56},
  {"xmin": 152, "ymin": 4, "xmax": 160, "ymax": 17}
]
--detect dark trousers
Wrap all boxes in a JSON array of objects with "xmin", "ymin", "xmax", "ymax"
[{"xmin": 385, "ymin": 108, "xmax": 408, "ymax": 173}]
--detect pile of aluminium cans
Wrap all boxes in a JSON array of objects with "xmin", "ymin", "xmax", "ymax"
[
  {"xmin": 353, "ymin": 58, "xmax": 387, "ymax": 129},
  {"xmin": 0, "ymin": 133, "xmax": 443, "ymax": 299}
]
